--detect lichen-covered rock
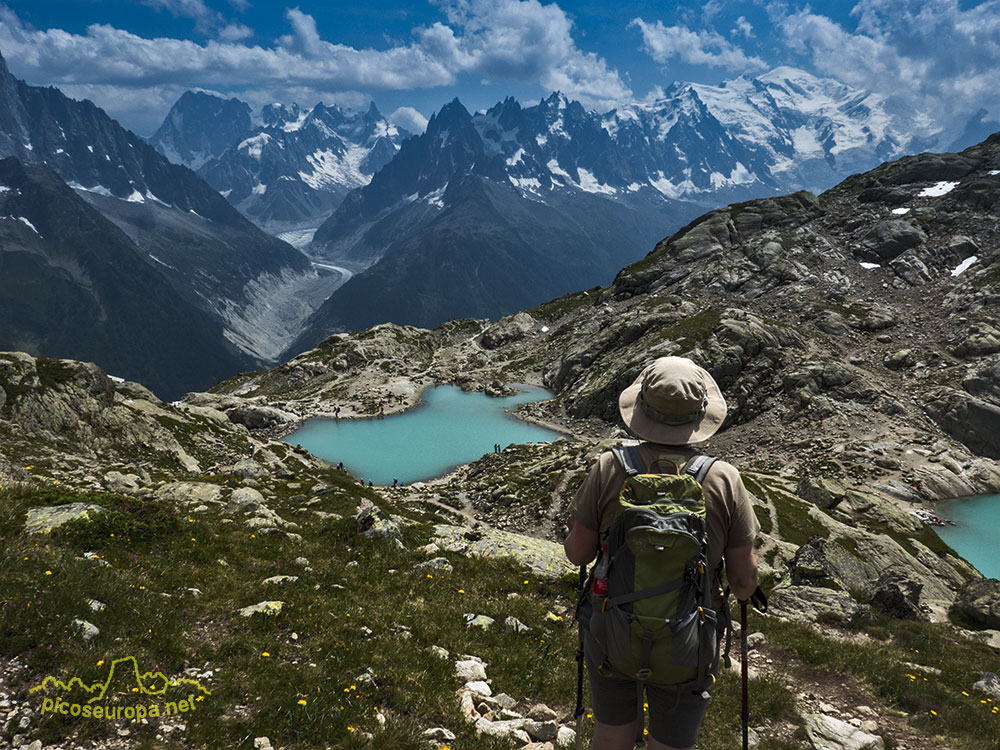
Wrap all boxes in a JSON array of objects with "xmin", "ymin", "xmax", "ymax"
[
  {"xmin": 434, "ymin": 524, "xmax": 575, "ymax": 578},
  {"xmin": 355, "ymin": 505, "xmax": 403, "ymax": 544},
  {"xmin": 769, "ymin": 585, "xmax": 868, "ymax": 626},
  {"xmin": 25, "ymin": 503, "xmax": 104, "ymax": 534},
  {"xmin": 238, "ymin": 601, "xmax": 284, "ymax": 617},
  {"xmin": 155, "ymin": 482, "xmax": 226, "ymax": 506}
]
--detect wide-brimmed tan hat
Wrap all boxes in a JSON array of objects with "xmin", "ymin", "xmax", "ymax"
[{"xmin": 618, "ymin": 357, "xmax": 727, "ymax": 444}]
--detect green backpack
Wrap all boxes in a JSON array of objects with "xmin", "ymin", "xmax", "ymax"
[{"xmin": 584, "ymin": 445, "xmax": 724, "ymax": 694}]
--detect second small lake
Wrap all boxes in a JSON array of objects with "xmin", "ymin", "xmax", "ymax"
[
  {"xmin": 283, "ymin": 384, "xmax": 562, "ymax": 485},
  {"xmin": 934, "ymin": 493, "xmax": 1000, "ymax": 579}
]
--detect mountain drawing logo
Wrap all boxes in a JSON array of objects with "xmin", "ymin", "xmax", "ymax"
[{"xmin": 30, "ymin": 656, "xmax": 211, "ymax": 703}]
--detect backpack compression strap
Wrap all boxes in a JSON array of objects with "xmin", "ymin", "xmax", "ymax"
[
  {"xmin": 611, "ymin": 444, "xmax": 645, "ymax": 476},
  {"xmin": 685, "ymin": 454, "xmax": 717, "ymax": 483}
]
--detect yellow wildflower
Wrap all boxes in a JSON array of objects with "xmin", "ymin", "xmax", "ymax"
[
  {"xmin": 44, "ymin": 570, "xmax": 52, "ymax": 575},
  {"xmin": 298, "ymin": 699, "xmax": 307, "ymax": 706},
  {"xmin": 262, "ymin": 652, "xmax": 270, "ymax": 657}
]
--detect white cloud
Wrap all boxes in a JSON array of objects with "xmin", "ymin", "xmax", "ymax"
[
  {"xmin": 420, "ymin": 0, "xmax": 631, "ymax": 107},
  {"xmin": 217, "ymin": 23, "xmax": 252, "ymax": 42},
  {"xmin": 141, "ymin": 0, "xmax": 223, "ymax": 35},
  {"xmin": 389, "ymin": 106, "xmax": 429, "ymax": 134},
  {"xmin": 0, "ymin": 0, "xmax": 631, "ymax": 133},
  {"xmin": 774, "ymin": 0, "xmax": 1000, "ymax": 136},
  {"xmin": 630, "ymin": 18, "xmax": 768, "ymax": 72},
  {"xmin": 733, "ymin": 16, "xmax": 754, "ymax": 38}
]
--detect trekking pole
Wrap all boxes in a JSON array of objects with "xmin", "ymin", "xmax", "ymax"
[
  {"xmin": 575, "ymin": 565, "xmax": 586, "ymax": 750},
  {"xmin": 741, "ymin": 599, "xmax": 749, "ymax": 750}
]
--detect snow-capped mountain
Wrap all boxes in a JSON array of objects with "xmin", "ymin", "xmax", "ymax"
[
  {"xmin": 151, "ymin": 93, "xmax": 411, "ymax": 238},
  {"xmin": 149, "ymin": 90, "xmax": 253, "ymax": 170},
  {"xmin": 0, "ymin": 48, "xmax": 332, "ymax": 366},
  {"xmin": 292, "ymin": 67, "xmax": 946, "ymax": 351}
]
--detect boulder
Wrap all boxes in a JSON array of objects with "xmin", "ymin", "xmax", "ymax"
[
  {"xmin": 227, "ymin": 487, "xmax": 265, "ymax": 514},
  {"xmin": 925, "ymin": 387, "xmax": 1000, "ymax": 458},
  {"xmin": 952, "ymin": 323, "xmax": 1000, "ymax": 359},
  {"xmin": 953, "ymin": 579, "xmax": 1000, "ymax": 629},
  {"xmin": 232, "ymin": 458, "xmax": 269, "ymax": 479},
  {"xmin": 355, "ymin": 505, "xmax": 403, "ymax": 544},
  {"xmin": 154, "ymin": 481, "xmax": 226, "ymax": 506},
  {"xmin": 227, "ymin": 404, "xmax": 295, "ymax": 431},
  {"xmin": 24, "ymin": 503, "xmax": 104, "ymax": 534},
  {"xmin": 869, "ymin": 568, "xmax": 926, "ymax": 620},
  {"xmin": 481, "ymin": 312, "xmax": 537, "ymax": 350},
  {"xmin": 769, "ymin": 585, "xmax": 868, "ymax": 626},
  {"xmin": 804, "ymin": 713, "xmax": 884, "ymax": 750},
  {"xmin": 973, "ymin": 672, "xmax": 1000, "ymax": 701},
  {"xmin": 102, "ymin": 471, "xmax": 142, "ymax": 494},
  {"xmin": 238, "ymin": 601, "xmax": 284, "ymax": 617},
  {"xmin": 861, "ymin": 220, "xmax": 926, "ymax": 261}
]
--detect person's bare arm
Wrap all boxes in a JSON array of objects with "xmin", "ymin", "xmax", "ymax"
[
  {"xmin": 564, "ymin": 516, "xmax": 600, "ymax": 566},
  {"xmin": 724, "ymin": 544, "xmax": 759, "ymax": 601}
]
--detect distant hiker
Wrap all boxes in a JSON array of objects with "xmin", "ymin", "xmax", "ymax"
[
  {"xmin": 337, "ymin": 462, "xmax": 344, "ymax": 472},
  {"xmin": 335, "ymin": 406, "xmax": 341, "ymax": 419},
  {"xmin": 564, "ymin": 356, "xmax": 760, "ymax": 750},
  {"xmin": 392, "ymin": 478, "xmax": 398, "ymax": 487},
  {"xmin": 248, "ymin": 444, "xmax": 255, "ymax": 457},
  {"xmin": 367, "ymin": 480, "xmax": 373, "ymax": 488}
]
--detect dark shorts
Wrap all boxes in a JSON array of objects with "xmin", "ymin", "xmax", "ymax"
[{"xmin": 584, "ymin": 633, "xmax": 709, "ymax": 747}]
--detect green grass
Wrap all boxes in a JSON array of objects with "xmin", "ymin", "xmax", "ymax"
[
  {"xmin": 743, "ymin": 474, "xmax": 830, "ymax": 546},
  {"xmin": 758, "ymin": 615, "xmax": 1000, "ymax": 750}
]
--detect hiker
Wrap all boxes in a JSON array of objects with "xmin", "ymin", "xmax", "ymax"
[
  {"xmin": 564, "ymin": 356, "xmax": 760, "ymax": 750},
  {"xmin": 337, "ymin": 462, "xmax": 344, "ymax": 472},
  {"xmin": 393, "ymin": 478, "xmax": 398, "ymax": 488}
]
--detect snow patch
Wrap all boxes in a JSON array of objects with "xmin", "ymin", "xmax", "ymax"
[
  {"xmin": 239, "ymin": 133, "xmax": 273, "ymax": 160},
  {"xmin": 891, "ymin": 207, "xmax": 910, "ymax": 215},
  {"xmin": 55, "ymin": 148, "xmax": 64, "ymax": 154},
  {"xmin": 108, "ymin": 375, "xmax": 125, "ymax": 384},
  {"xmin": 126, "ymin": 189, "xmax": 145, "ymax": 203},
  {"xmin": 298, "ymin": 145, "xmax": 371, "ymax": 191},
  {"xmin": 626, "ymin": 183, "xmax": 642, "ymax": 192},
  {"xmin": 919, "ymin": 181, "xmax": 959, "ymax": 197},
  {"xmin": 148, "ymin": 254, "xmax": 177, "ymax": 270},
  {"xmin": 709, "ymin": 163, "xmax": 754, "ymax": 189},
  {"xmin": 252, "ymin": 183, "xmax": 267, "ymax": 195},
  {"xmin": 425, "ymin": 184, "xmax": 447, "ymax": 208},
  {"xmin": 506, "ymin": 148, "xmax": 525, "ymax": 167},
  {"xmin": 86, "ymin": 145, "xmax": 93, "ymax": 153},
  {"xmin": 989, "ymin": 170, "xmax": 1000, "ymax": 176},
  {"xmin": 0, "ymin": 184, "xmax": 9, "ymax": 193},
  {"xmin": 536, "ymin": 134, "xmax": 547, "ymax": 147},
  {"xmin": 951, "ymin": 255, "xmax": 978, "ymax": 276},
  {"xmin": 68, "ymin": 181, "xmax": 114, "ymax": 198},
  {"xmin": 859, "ymin": 262, "xmax": 881, "ymax": 269},
  {"xmin": 220, "ymin": 189, "xmax": 232, "ymax": 198},
  {"xmin": 576, "ymin": 168, "xmax": 617, "ymax": 195},
  {"xmin": 509, "ymin": 176, "xmax": 541, "ymax": 190},
  {"xmin": 17, "ymin": 217, "xmax": 40, "ymax": 235},
  {"xmin": 547, "ymin": 159, "xmax": 572, "ymax": 183}
]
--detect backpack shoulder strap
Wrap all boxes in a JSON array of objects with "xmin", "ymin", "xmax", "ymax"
[
  {"xmin": 611, "ymin": 444, "xmax": 645, "ymax": 477},
  {"xmin": 684, "ymin": 454, "xmax": 717, "ymax": 484}
]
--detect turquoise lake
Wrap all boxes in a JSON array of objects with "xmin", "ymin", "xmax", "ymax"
[
  {"xmin": 935, "ymin": 494, "xmax": 1000, "ymax": 579},
  {"xmin": 283, "ymin": 384, "xmax": 562, "ymax": 485}
]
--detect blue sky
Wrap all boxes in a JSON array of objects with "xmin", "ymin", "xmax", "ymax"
[{"xmin": 0, "ymin": 1, "xmax": 998, "ymax": 138}]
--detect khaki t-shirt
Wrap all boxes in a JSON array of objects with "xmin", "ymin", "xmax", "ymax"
[{"xmin": 569, "ymin": 443, "xmax": 759, "ymax": 605}]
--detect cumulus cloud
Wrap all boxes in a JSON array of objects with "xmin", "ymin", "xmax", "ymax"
[
  {"xmin": 774, "ymin": 0, "xmax": 1000, "ymax": 135},
  {"xmin": 0, "ymin": 0, "xmax": 630, "ymax": 133},
  {"xmin": 733, "ymin": 16, "xmax": 753, "ymax": 38},
  {"xmin": 631, "ymin": 18, "xmax": 768, "ymax": 72},
  {"xmin": 389, "ymin": 106, "xmax": 429, "ymax": 134}
]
